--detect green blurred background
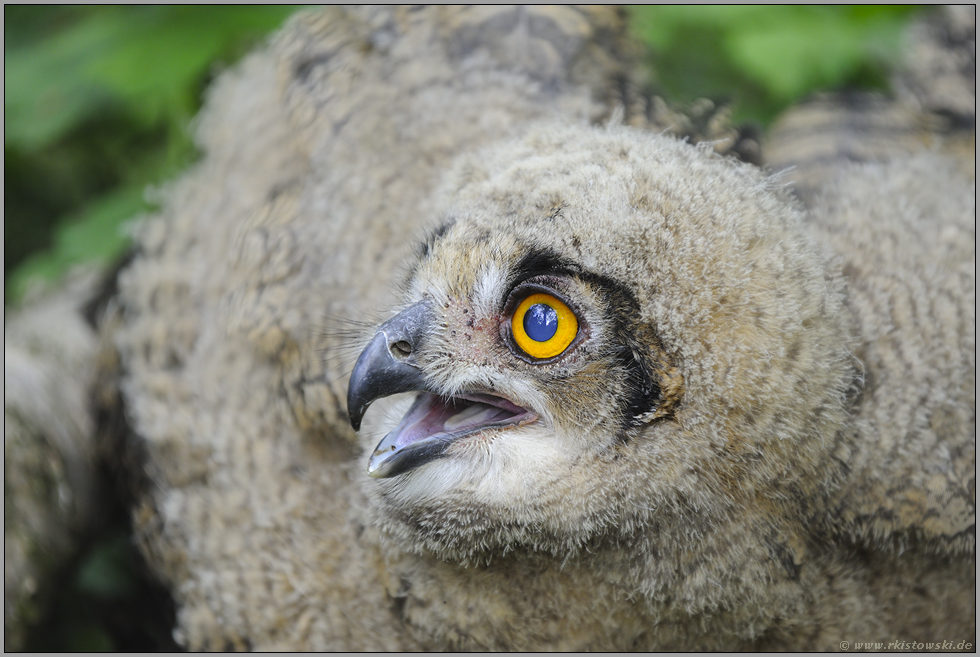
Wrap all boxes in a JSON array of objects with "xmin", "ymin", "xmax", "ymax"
[
  {"xmin": 5, "ymin": 6, "xmax": 922, "ymax": 307},
  {"xmin": 3, "ymin": 5, "xmax": 924, "ymax": 650},
  {"xmin": 5, "ymin": 5, "xmax": 302, "ymax": 304}
]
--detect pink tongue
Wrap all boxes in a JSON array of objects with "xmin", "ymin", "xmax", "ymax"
[{"xmin": 393, "ymin": 394, "xmax": 514, "ymax": 448}]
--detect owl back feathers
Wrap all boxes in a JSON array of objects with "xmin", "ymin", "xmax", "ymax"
[{"xmin": 812, "ymin": 154, "xmax": 975, "ymax": 555}]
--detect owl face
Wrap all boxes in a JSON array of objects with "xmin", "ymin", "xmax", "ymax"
[
  {"xmin": 348, "ymin": 243, "xmax": 673, "ymax": 558},
  {"xmin": 350, "ymin": 243, "xmax": 669, "ymax": 470},
  {"xmin": 347, "ymin": 125, "xmax": 854, "ymax": 562}
]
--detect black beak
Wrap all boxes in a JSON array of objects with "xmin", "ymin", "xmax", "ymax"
[{"xmin": 347, "ymin": 301, "xmax": 436, "ymax": 431}]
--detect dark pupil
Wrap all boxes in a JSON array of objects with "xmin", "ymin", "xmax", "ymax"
[{"xmin": 523, "ymin": 303, "xmax": 558, "ymax": 342}]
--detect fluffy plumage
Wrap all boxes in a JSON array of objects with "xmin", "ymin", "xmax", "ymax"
[
  {"xmin": 4, "ymin": 274, "xmax": 101, "ymax": 650},
  {"xmin": 97, "ymin": 6, "xmax": 974, "ymax": 650}
]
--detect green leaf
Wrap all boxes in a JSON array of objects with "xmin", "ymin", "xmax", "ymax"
[
  {"xmin": 4, "ymin": 10, "xmax": 122, "ymax": 148},
  {"xmin": 4, "ymin": 6, "xmax": 300, "ymax": 148},
  {"xmin": 627, "ymin": 5, "xmax": 920, "ymax": 127},
  {"xmin": 6, "ymin": 6, "xmax": 302, "ymax": 303},
  {"xmin": 725, "ymin": 8, "xmax": 908, "ymax": 102},
  {"xmin": 630, "ymin": 5, "xmax": 772, "ymax": 47},
  {"xmin": 6, "ymin": 185, "xmax": 148, "ymax": 302}
]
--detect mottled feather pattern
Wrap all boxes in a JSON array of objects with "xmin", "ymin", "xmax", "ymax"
[{"xmin": 99, "ymin": 5, "xmax": 974, "ymax": 650}]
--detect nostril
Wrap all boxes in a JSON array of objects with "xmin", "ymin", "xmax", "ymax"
[{"xmin": 390, "ymin": 340, "xmax": 413, "ymax": 359}]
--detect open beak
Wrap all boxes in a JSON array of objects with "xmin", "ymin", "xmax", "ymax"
[{"xmin": 347, "ymin": 301, "xmax": 536, "ymax": 478}]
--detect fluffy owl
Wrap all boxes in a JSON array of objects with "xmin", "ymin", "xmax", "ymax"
[{"xmin": 69, "ymin": 5, "xmax": 974, "ymax": 651}]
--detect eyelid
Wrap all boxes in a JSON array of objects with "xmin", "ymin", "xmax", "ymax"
[{"xmin": 501, "ymin": 278, "xmax": 577, "ymax": 316}]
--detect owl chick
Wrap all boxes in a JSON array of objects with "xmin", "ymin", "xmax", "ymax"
[
  {"xmin": 97, "ymin": 5, "xmax": 974, "ymax": 651},
  {"xmin": 346, "ymin": 124, "xmax": 974, "ymax": 651}
]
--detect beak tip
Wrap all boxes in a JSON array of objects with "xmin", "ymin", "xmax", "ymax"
[{"xmin": 347, "ymin": 394, "xmax": 366, "ymax": 432}]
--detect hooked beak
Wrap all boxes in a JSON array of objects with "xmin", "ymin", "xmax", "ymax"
[
  {"xmin": 347, "ymin": 300, "xmax": 536, "ymax": 479},
  {"xmin": 347, "ymin": 301, "xmax": 435, "ymax": 432}
]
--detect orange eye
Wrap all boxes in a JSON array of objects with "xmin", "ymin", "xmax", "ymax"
[{"xmin": 511, "ymin": 293, "xmax": 578, "ymax": 359}]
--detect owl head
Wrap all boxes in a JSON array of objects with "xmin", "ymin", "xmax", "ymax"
[{"xmin": 347, "ymin": 124, "xmax": 856, "ymax": 567}]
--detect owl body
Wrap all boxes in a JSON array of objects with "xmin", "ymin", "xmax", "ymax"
[{"xmin": 101, "ymin": 6, "xmax": 974, "ymax": 650}]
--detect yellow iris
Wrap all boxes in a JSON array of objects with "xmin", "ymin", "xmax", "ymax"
[{"xmin": 511, "ymin": 293, "xmax": 578, "ymax": 359}]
